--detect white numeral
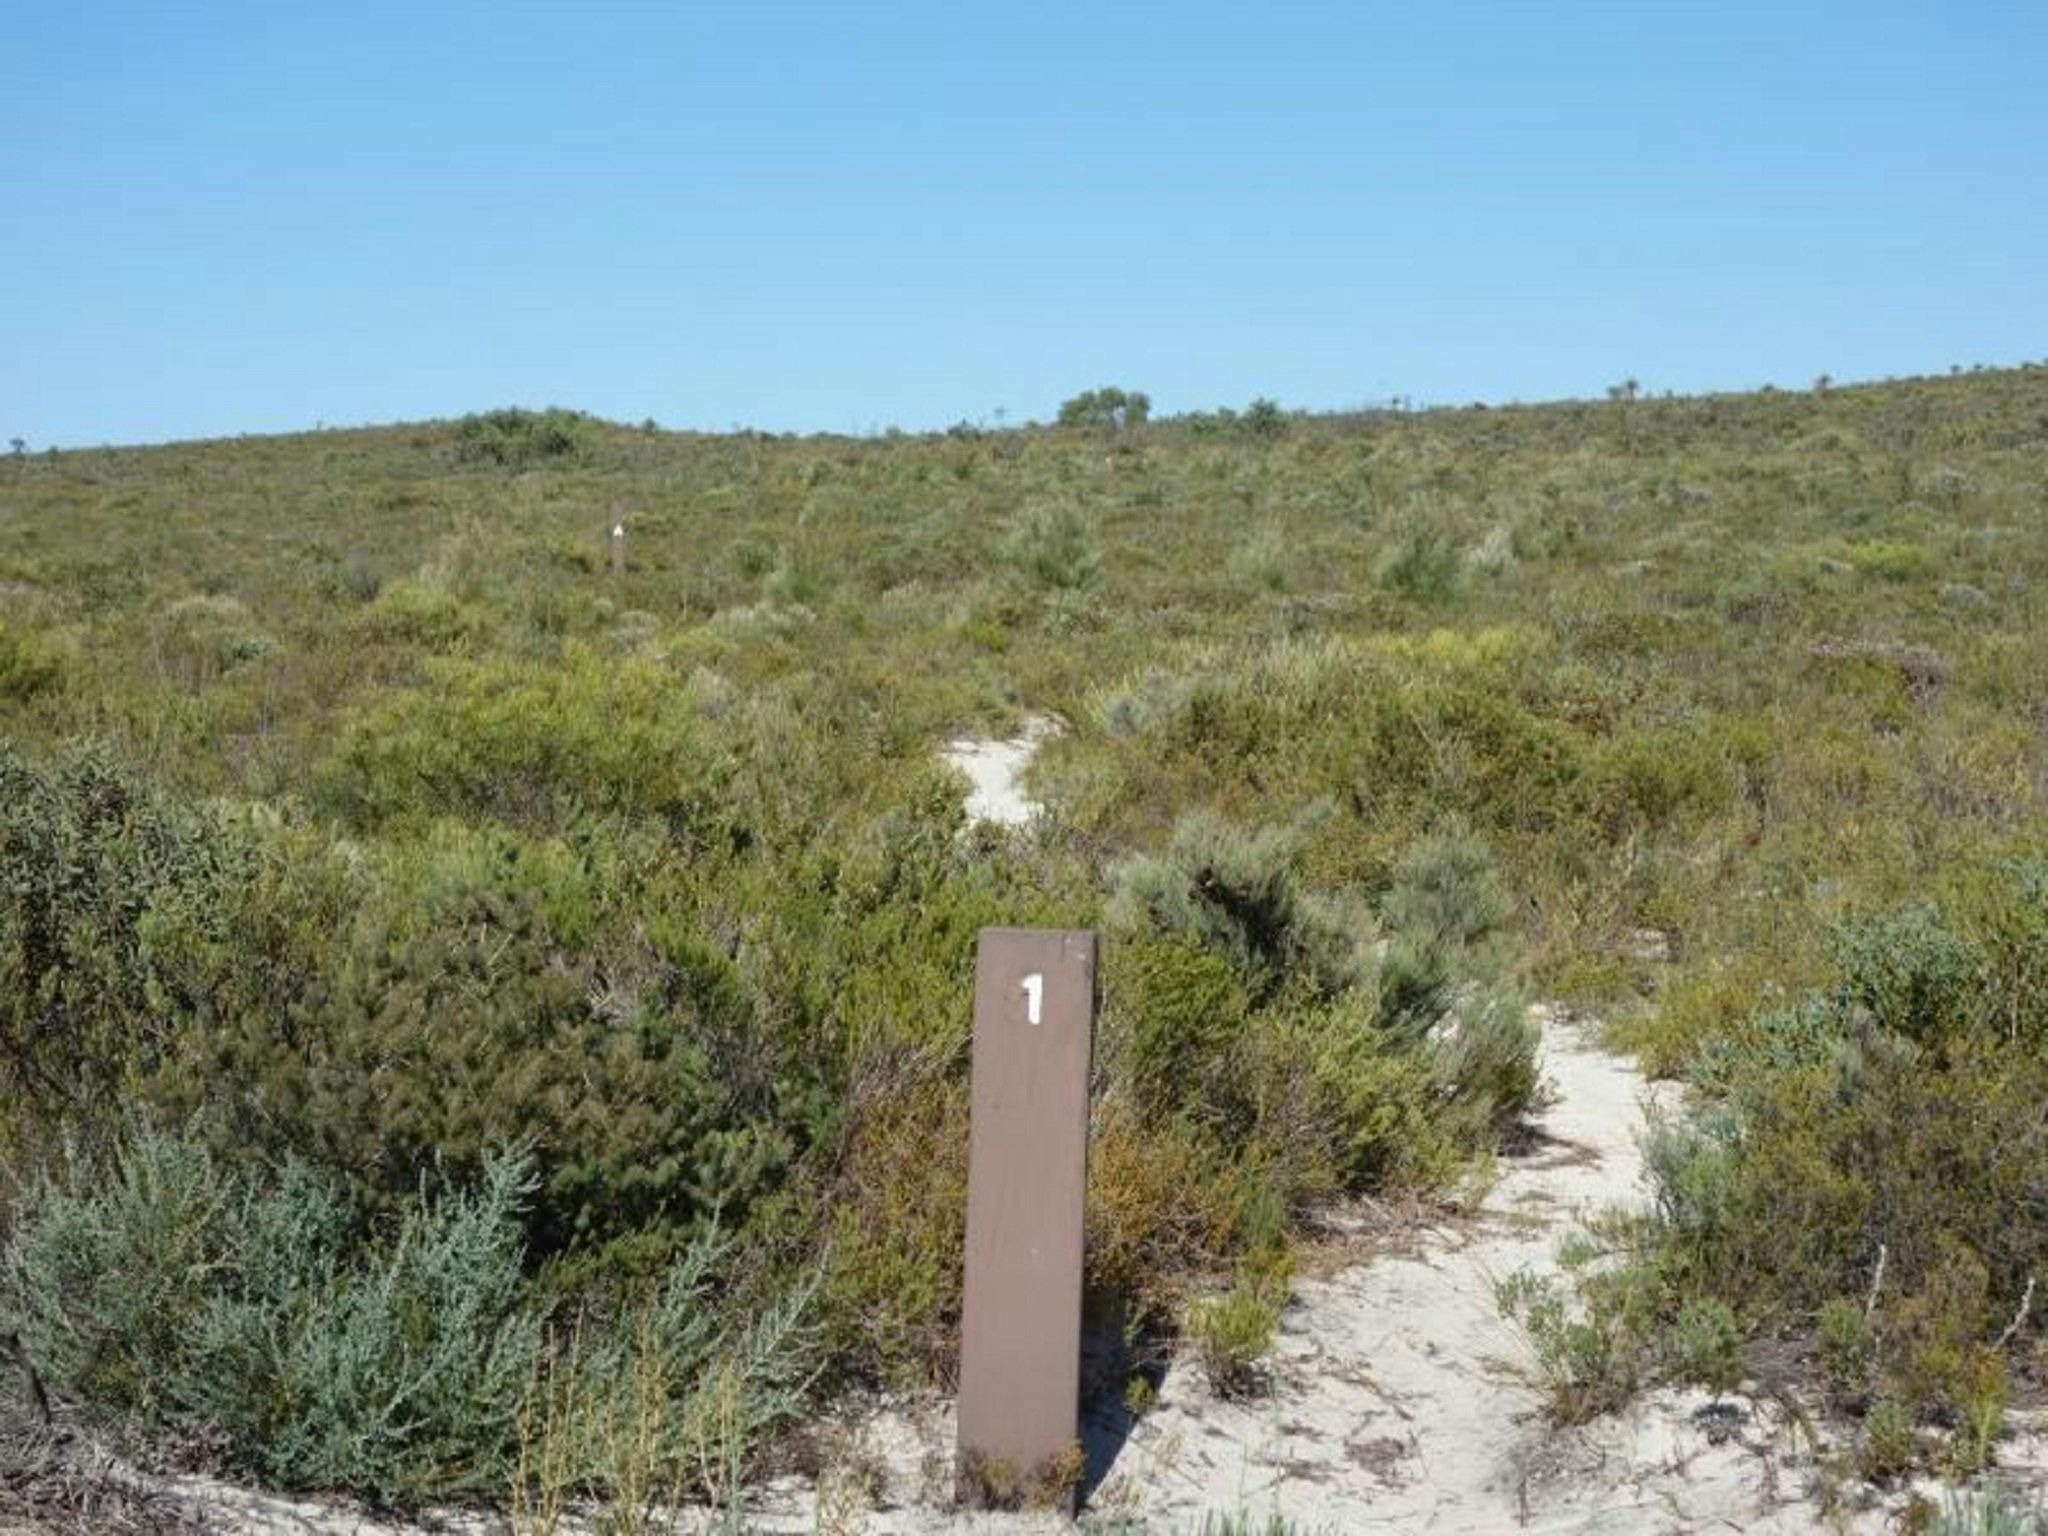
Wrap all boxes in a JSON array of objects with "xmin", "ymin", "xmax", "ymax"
[{"xmin": 1021, "ymin": 972, "xmax": 1044, "ymax": 1025}]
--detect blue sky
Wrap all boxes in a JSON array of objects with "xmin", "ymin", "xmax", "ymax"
[{"xmin": 4, "ymin": 2, "xmax": 2044, "ymax": 446}]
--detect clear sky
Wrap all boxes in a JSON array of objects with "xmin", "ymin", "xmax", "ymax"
[{"xmin": 5, "ymin": 1, "xmax": 2044, "ymax": 447}]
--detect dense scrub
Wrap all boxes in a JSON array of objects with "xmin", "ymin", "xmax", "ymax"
[
  {"xmin": 2, "ymin": 368, "xmax": 2046, "ymax": 1506},
  {"xmin": 1510, "ymin": 864, "xmax": 2048, "ymax": 1482}
]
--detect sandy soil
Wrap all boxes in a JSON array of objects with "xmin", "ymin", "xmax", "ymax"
[
  {"xmin": 699, "ymin": 1012, "xmax": 1820, "ymax": 1534},
  {"xmin": 940, "ymin": 717, "xmax": 1056, "ymax": 828},
  {"xmin": 697, "ymin": 1012, "xmax": 2048, "ymax": 1534}
]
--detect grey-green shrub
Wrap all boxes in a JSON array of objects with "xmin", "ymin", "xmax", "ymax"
[
  {"xmin": 1424, "ymin": 984, "xmax": 1542, "ymax": 1144},
  {"xmin": 1, "ymin": 1133, "xmax": 545, "ymax": 1501},
  {"xmin": 1007, "ymin": 501, "xmax": 1101, "ymax": 591},
  {"xmin": 1930, "ymin": 1489, "xmax": 2045, "ymax": 1536},
  {"xmin": 1375, "ymin": 522, "xmax": 1463, "ymax": 603},
  {"xmin": 1107, "ymin": 808, "xmax": 1367, "ymax": 1001},
  {"xmin": 1377, "ymin": 821, "xmax": 1514, "ymax": 1033},
  {"xmin": 1828, "ymin": 902, "xmax": 1985, "ymax": 1041},
  {"xmin": 1, "ymin": 1131, "xmax": 819, "ymax": 1506},
  {"xmin": 1669, "ymin": 1296, "xmax": 1743, "ymax": 1396}
]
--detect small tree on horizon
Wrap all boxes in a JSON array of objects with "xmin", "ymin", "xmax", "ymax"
[
  {"xmin": 1243, "ymin": 397, "xmax": 1286, "ymax": 438},
  {"xmin": 1057, "ymin": 386, "xmax": 1149, "ymax": 432}
]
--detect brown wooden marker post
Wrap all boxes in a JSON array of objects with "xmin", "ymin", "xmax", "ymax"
[
  {"xmin": 609, "ymin": 503, "xmax": 626, "ymax": 576},
  {"xmin": 957, "ymin": 927, "xmax": 1097, "ymax": 1510}
]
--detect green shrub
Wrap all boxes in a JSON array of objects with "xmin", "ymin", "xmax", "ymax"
[
  {"xmin": 1947, "ymin": 1344, "xmax": 2009, "ymax": 1475},
  {"xmin": 157, "ymin": 594, "xmax": 276, "ymax": 685},
  {"xmin": 1587, "ymin": 864, "xmax": 2048, "ymax": 1437},
  {"xmin": 1817, "ymin": 1296, "xmax": 1874, "ymax": 1402},
  {"xmin": 1104, "ymin": 935, "xmax": 1252, "ymax": 1113},
  {"xmin": 1674, "ymin": 1038, "xmax": 2048, "ymax": 1324},
  {"xmin": 1292, "ymin": 1001, "xmax": 1459, "ymax": 1188},
  {"xmin": 1, "ymin": 1134, "xmax": 546, "ymax": 1502},
  {"xmin": 1954, "ymin": 857, "xmax": 2048, "ymax": 1044},
  {"xmin": 1588, "ymin": 725, "xmax": 1737, "ymax": 834},
  {"xmin": 1611, "ymin": 960, "xmax": 1772, "ymax": 1080},
  {"xmin": 160, "ymin": 821, "xmax": 811, "ymax": 1252},
  {"xmin": 454, "ymin": 408, "xmax": 591, "ymax": 467},
  {"xmin": 0, "ymin": 621, "xmax": 66, "ymax": 701},
  {"xmin": 360, "ymin": 572, "xmax": 488, "ymax": 646},
  {"xmin": 1007, "ymin": 501, "xmax": 1101, "ymax": 591},
  {"xmin": 1842, "ymin": 539, "xmax": 1930, "ymax": 580},
  {"xmin": 0, "ymin": 740, "xmax": 823, "ymax": 1256},
  {"xmin": 1227, "ymin": 527, "xmax": 1291, "ymax": 593},
  {"xmin": 314, "ymin": 649, "xmax": 737, "ymax": 832},
  {"xmin": 1181, "ymin": 1514, "xmax": 1325, "ymax": 1536},
  {"xmin": 1242, "ymin": 397, "xmax": 1287, "ymax": 438},
  {"xmin": 1107, "ymin": 808, "xmax": 1367, "ymax": 1001},
  {"xmin": 526, "ymin": 1230, "xmax": 819, "ymax": 1514},
  {"xmin": 1088, "ymin": 636, "xmax": 1583, "ymax": 838},
  {"xmin": 0, "ymin": 741, "xmax": 253, "ymax": 1152},
  {"xmin": 807, "ymin": 1074, "xmax": 969, "ymax": 1388},
  {"xmin": 1376, "ymin": 523, "xmax": 1464, "ymax": 604},
  {"xmin": 332, "ymin": 548, "xmax": 383, "ymax": 602},
  {"xmin": 1857, "ymin": 1397, "xmax": 1919, "ymax": 1481},
  {"xmin": 1496, "ymin": 1264, "xmax": 1656, "ymax": 1424},
  {"xmin": 1669, "ymin": 1296, "xmax": 1743, "ymax": 1396},
  {"xmin": 1186, "ymin": 1279, "xmax": 1281, "ymax": 1397}
]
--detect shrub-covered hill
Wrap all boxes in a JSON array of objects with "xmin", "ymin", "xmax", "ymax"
[{"xmin": 1, "ymin": 370, "xmax": 2046, "ymax": 1509}]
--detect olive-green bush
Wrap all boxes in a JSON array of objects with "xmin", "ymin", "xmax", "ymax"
[{"xmin": 1548, "ymin": 862, "xmax": 2048, "ymax": 1473}]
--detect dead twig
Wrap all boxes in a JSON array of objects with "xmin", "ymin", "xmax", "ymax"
[{"xmin": 1996, "ymin": 1275, "xmax": 2037, "ymax": 1351}]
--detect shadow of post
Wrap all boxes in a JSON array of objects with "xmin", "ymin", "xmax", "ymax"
[{"xmin": 1077, "ymin": 1303, "xmax": 1173, "ymax": 1502}]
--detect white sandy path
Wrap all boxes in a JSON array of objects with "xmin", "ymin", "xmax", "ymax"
[
  {"xmin": 940, "ymin": 717, "xmax": 1056, "ymax": 828},
  {"xmin": 1080, "ymin": 1013, "xmax": 1814, "ymax": 1535},
  {"xmin": 714, "ymin": 1014, "xmax": 1857, "ymax": 1535},
  {"xmin": 720, "ymin": 1014, "xmax": 2045, "ymax": 1535},
  {"xmin": 1089, "ymin": 1010, "xmax": 1678, "ymax": 1532}
]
